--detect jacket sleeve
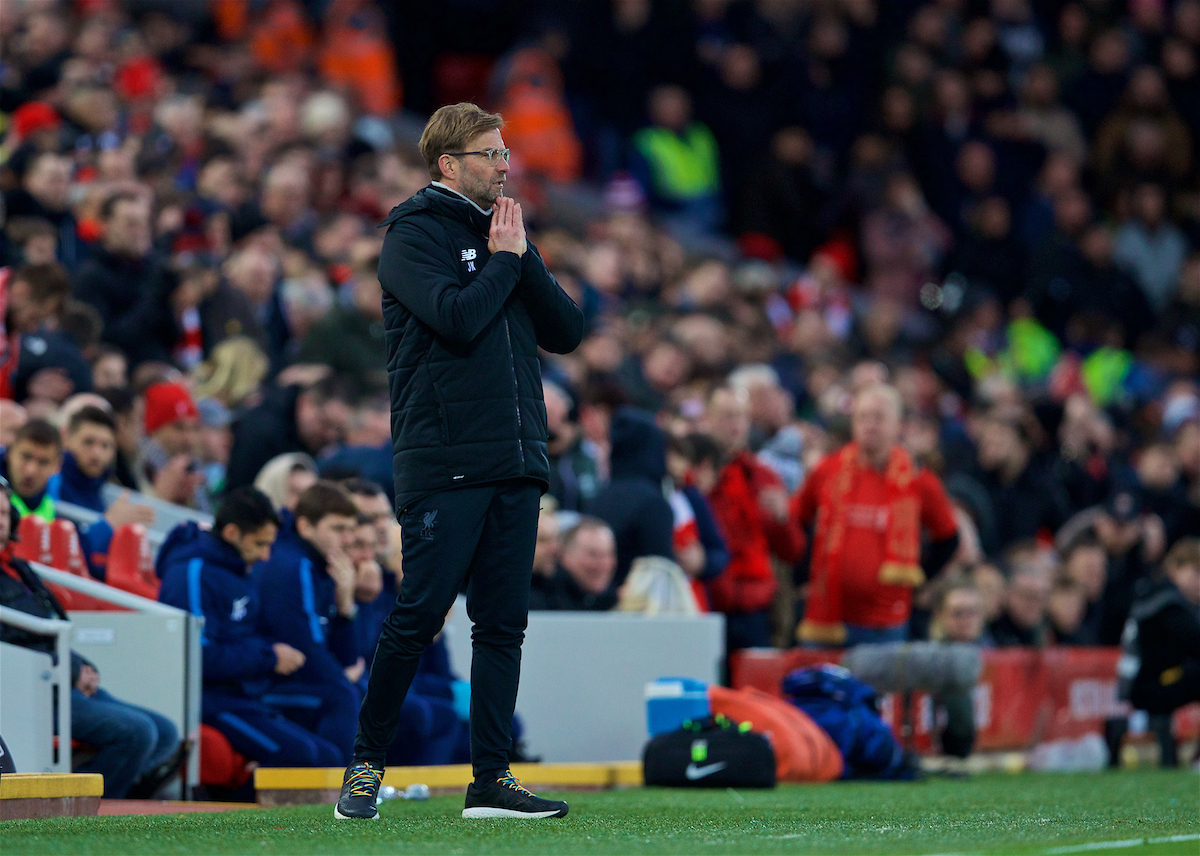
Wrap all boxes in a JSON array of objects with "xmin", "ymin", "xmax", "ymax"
[
  {"xmin": 256, "ymin": 561, "xmax": 353, "ymax": 687},
  {"xmin": 378, "ymin": 219, "xmax": 521, "ymax": 346},
  {"xmin": 688, "ymin": 488, "xmax": 730, "ymax": 581},
  {"xmin": 518, "ymin": 242, "xmax": 585, "ymax": 354},
  {"xmin": 162, "ymin": 561, "xmax": 278, "ymax": 684},
  {"xmin": 327, "ymin": 614, "xmax": 359, "ymax": 669}
]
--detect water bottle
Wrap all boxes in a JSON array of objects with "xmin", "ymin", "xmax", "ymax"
[
  {"xmin": 376, "ymin": 784, "xmax": 398, "ymax": 805},
  {"xmin": 403, "ymin": 783, "xmax": 431, "ymax": 801}
]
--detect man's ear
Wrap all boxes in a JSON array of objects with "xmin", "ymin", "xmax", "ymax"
[
  {"xmin": 438, "ymin": 154, "xmax": 455, "ymax": 181},
  {"xmin": 296, "ymin": 515, "xmax": 314, "ymax": 541},
  {"xmin": 220, "ymin": 522, "xmax": 242, "ymax": 545}
]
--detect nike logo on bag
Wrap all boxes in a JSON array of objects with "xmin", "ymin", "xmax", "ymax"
[{"xmin": 684, "ymin": 761, "xmax": 727, "ymax": 780}]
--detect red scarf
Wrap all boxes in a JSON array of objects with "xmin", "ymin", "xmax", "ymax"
[{"xmin": 798, "ymin": 443, "xmax": 923, "ymax": 645}]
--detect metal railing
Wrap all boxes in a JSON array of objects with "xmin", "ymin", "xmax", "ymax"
[{"xmin": 0, "ymin": 605, "xmax": 72, "ymax": 772}]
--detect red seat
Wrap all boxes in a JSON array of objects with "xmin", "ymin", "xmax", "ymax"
[
  {"xmin": 106, "ymin": 524, "xmax": 159, "ymax": 599},
  {"xmin": 13, "ymin": 515, "xmax": 52, "ymax": 565},
  {"xmin": 49, "ymin": 519, "xmax": 88, "ymax": 577},
  {"xmin": 199, "ymin": 724, "xmax": 254, "ymax": 790}
]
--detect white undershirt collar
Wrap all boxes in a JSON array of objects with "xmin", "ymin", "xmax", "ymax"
[{"xmin": 431, "ymin": 181, "xmax": 493, "ymax": 217}]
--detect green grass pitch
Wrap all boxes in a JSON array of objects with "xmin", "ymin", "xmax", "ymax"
[{"xmin": 5, "ymin": 770, "xmax": 1198, "ymax": 855}]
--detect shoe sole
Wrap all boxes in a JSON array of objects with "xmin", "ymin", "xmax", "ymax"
[
  {"xmin": 333, "ymin": 806, "xmax": 379, "ymax": 820},
  {"xmin": 462, "ymin": 806, "xmax": 568, "ymax": 819}
]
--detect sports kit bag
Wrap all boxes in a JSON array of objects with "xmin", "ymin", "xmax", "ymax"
[{"xmin": 643, "ymin": 715, "xmax": 776, "ymax": 788}]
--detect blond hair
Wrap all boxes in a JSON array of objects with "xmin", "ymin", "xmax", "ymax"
[
  {"xmin": 193, "ymin": 337, "xmax": 269, "ymax": 408},
  {"xmin": 418, "ymin": 103, "xmax": 504, "ymax": 180},
  {"xmin": 1164, "ymin": 538, "xmax": 1200, "ymax": 572}
]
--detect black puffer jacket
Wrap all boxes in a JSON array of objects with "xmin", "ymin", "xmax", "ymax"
[{"xmin": 378, "ymin": 185, "xmax": 584, "ymax": 512}]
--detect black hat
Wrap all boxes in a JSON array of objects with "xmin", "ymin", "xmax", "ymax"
[{"xmin": 1103, "ymin": 488, "xmax": 1145, "ymax": 524}]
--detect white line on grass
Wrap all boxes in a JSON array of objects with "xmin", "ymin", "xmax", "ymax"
[{"xmin": 1043, "ymin": 834, "xmax": 1200, "ymax": 854}]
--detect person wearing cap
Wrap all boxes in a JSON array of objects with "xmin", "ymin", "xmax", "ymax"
[
  {"xmin": 1093, "ymin": 486, "xmax": 1168, "ymax": 646},
  {"xmin": 136, "ymin": 381, "xmax": 209, "ymax": 511}
]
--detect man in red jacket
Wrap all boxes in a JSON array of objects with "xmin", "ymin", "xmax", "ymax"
[
  {"xmin": 704, "ymin": 386, "xmax": 804, "ymax": 651},
  {"xmin": 793, "ymin": 384, "xmax": 959, "ymax": 647}
]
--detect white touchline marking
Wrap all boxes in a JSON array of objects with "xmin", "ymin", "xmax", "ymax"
[{"xmin": 1044, "ymin": 834, "xmax": 1200, "ymax": 854}]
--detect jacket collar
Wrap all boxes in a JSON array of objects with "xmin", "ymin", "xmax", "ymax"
[{"xmin": 431, "ymin": 181, "xmax": 494, "ymax": 217}]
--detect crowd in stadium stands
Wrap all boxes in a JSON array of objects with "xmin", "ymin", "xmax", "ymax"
[{"xmin": 2, "ymin": 0, "xmax": 1200, "ymax": 783}]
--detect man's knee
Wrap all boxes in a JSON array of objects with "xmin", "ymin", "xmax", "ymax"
[
  {"xmin": 381, "ymin": 607, "xmax": 448, "ymax": 653},
  {"xmin": 104, "ymin": 709, "xmax": 158, "ymax": 755},
  {"xmin": 470, "ymin": 620, "xmax": 526, "ymax": 649}
]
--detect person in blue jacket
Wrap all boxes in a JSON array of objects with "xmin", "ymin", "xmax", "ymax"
[
  {"xmin": 157, "ymin": 487, "xmax": 342, "ymax": 767},
  {"xmin": 252, "ymin": 480, "xmax": 362, "ymax": 763},
  {"xmin": 48, "ymin": 406, "xmax": 154, "ymax": 579}
]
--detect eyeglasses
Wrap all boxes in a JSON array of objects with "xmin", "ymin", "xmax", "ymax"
[{"xmin": 444, "ymin": 148, "xmax": 511, "ymax": 165}]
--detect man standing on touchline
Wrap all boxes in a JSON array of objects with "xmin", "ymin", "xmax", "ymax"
[{"xmin": 335, "ymin": 102, "xmax": 584, "ymax": 821}]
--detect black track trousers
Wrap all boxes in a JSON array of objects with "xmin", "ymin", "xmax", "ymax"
[{"xmin": 353, "ymin": 480, "xmax": 539, "ymax": 778}]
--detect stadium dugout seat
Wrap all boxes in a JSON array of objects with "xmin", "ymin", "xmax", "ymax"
[
  {"xmin": 199, "ymin": 725, "xmax": 254, "ymax": 791},
  {"xmin": 106, "ymin": 524, "xmax": 159, "ymax": 599},
  {"xmin": 49, "ymin": 520, "xmax": 88, "ymax": 577},
  {"xmin": 13, "ymin": 515, "xmax": 53, "ymax": 565}
]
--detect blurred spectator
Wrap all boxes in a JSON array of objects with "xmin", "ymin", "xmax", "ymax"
[
  {"xmin": 254, "ymin": 453, "xmax": 319, "ymax": 514},
  {"xmin": 794, "ymin": 384, "xmax": 959, "ymax": 647},
  {"xmin": 529, "ymin": 517, "xmax": 618, "ymax": 612},
  {"xmin": 192, "ymin": 337, "xmax": 269, "ymax": 410},
  {"xmin": 90, "ymin": 345, "xmax": 128, "ymax": 393},
  {"xmin": 316, "ymin": 393, "xmax": 393, "ymax": 505},
  {"xmin": 543, "ymin": 381, "xmax": 601, "ymax": 514},
  {"xmin": 1061, "ymin": 534, "xmax": 1110, "ymax": 645},
  {"xmin": 928, "ymin": 574, "xmax": 985, "ymax": 760},
  {"xmin": 1047, "ymin": 577, "xmax": 1090, "ymax": 644},
  {"xmin": 3, "ymin": 152, "xmax": 82, "ymax": 268},
  {"xmin": 1120, "ymin": 538, "xmax": 1200, "ymax": 721},
  {"xmin": 2, "ymin": 262, "xmax": 90, "ymax": 406},
  {"xmin": 529, "ymin": 498, "xmax": 561, "ymax": 609},
  {"xmin": 1093, "ymin": 487, "xmax": 1168, "ymax": 645},
  {"xmin": 342, "ymin": 477, "xmax": 399, "ymax": 672},
  {"xmin": 587, "ymin": 407, "xmax": 675, "ymax": 589},
  {"xmin": 0, "ymin": 400, "xmax": 28, "ymax": 447},
  {"xmin": 72, "ymin": 192, "xmax": 183, "ymax": 368},
  {"xmin": 157, "ymin": 486, "xmax": 342, "ymax": 767},
  {"xmin": 988, "ymin": 565, "xmax": 1050, "ymax": 647},
  {"xmin": 972, "ymin": 409, "xmax": 1070, "ymax": 555},
  {"xmin": 136, "ymin": 382, "xmax": 207, "ymax": 511},
  {"xmin": 1112, "ymin": 181, "xmax": 1188, "ymax": 314},
  {"xmin": 196, "ymin": 398, "xmax": 234, "ymax": 496},
  {"xmin": 252, "ymin": 481, "xmax": 363, "ymax": 763},
  {"xmin": 1, "ymin": 486, "xmax": 181, "ymax": 797},
  {"xmin": 295, "ymin": 252, "xmax": 386, "ymax": 393},
  {"xmin": 52, "ymin": 405, "xmax": 154, "ymax": 578},
  {"xmin": 0, "ymin": 418, "xmax": 61, "ymax": 521},
  {"xmin": 861, "ymin": 171, "xmax": 951, "ymax": 304},
  {"xmin": 704, "ymin": 385, "xmax": 804, "ymax": 651},
  {"xmin": 665, "ymin": 432, "xmax": 730, "ymax": 611},
  {"xmin": 630, "ymin": 85, "xmax": 722, "ymax": 239},
  {"xmin": 225, "ymin": 375, "xmax": 354, "ymax": 490},
  {"xmin": 99, "ymin": 387, "xmax": 141, "ymax": 491}
]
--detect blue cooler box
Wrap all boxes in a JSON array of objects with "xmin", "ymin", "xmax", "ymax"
[{"xmin": 645, "ymin": 677, "xmax": 710, "ymax": 736}]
